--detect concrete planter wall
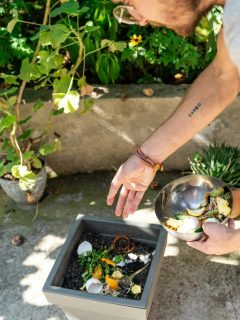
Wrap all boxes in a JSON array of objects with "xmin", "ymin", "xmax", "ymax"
[
  {"xmin": 43, "ymin": 214, "xmax": 167, "ymax": 320},
  {"xmin": 19, "ymin": 85, "xmax": 240, "ymax": 175}
]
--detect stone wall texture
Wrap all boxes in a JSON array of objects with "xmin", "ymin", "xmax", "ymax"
[{"xmin": 20, "ymin": 84, "xmax": 240, "ymax": 175}]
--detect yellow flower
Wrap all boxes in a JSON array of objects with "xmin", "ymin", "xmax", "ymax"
[{"xmin": 130, "ymin": 34, "xmax": 142, "ymax": 47}]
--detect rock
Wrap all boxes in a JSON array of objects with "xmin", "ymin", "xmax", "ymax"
[
  {"xmin": 11, "ymin": 234, "xmax": 24, "ymax": 246},
  {"xmin": 142, "ymin": 88, "xmax": 154, "ymax": 97}
]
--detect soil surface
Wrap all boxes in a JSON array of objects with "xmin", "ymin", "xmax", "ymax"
[{"xmin": 61, "ymin": 230, "xmax": 156, "ymax": 300}]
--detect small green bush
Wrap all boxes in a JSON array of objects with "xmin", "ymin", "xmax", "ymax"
[
  {"xmin": 0, "ymin": 1, "xmax": 223, "ymax": 85},
  {"xmin": 189, "ymin": 143, "xmax": 240, "ymax": 188}
]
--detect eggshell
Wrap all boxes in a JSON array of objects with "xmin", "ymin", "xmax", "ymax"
[
  {"xmin": 77, "ymin": 241, "xmax": 92, "ymax": 256},
  {"xmin": 85, "ymin": 277, "xmax": 103, "ymax": 294},
  {"xmin": 177, "ymin": 216, "xmax": 200, "ymax": 233}
]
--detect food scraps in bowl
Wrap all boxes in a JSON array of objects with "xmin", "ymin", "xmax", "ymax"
[{"xmin": 163, "ymin": 187, "xmax": 231, "ymax": 234}]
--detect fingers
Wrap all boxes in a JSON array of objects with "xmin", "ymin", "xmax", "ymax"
[
  {"xmin": 115, "ymin": 189, "xmax": 145, "ymax": 218},
  {"xmin": 187, "ymin": 240, "xmax": 208, "ymax": 254},
  {"xmin": 115, "ymin": 186, "xmax": 129, "ymax": 217},
  {"xmin": 122, "ymin": 190, "xmax": 145, "ymax": 218},
  {"xmin": 122, "ymin": 190, "xmax": 136, "ymax": 218},
  {"xmin": 228, "ymin": 218, "xmax": 235, "ymax": 229},
  {"xmin": 128, "ymin": 191, "xmax": 145, "ymax": 214},
  {"xmin": 107, "ymin": 176, "xmax": 122, "ymax": 206},
  {"xmin": 202, "ymin": 222, "xmax": 219, "ymax": 235}
]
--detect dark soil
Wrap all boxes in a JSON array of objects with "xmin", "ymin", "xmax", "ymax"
[{"xmin": 61, "ymin": 230, "xmax": 156, "ymax": 300}]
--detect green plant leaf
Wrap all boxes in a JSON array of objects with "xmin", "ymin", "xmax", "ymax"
[
  {"xmin": 19, "ymin": 58, "xmax": 42, "ymax": 81},
  {"xmin": 80, "ymin": 99, "xmax": 94, "ymax": 114},
  {"xmin": 0, "ymin": 163, "xmax": 7, "ymax": 177},
  {"xmin": 23, "ymin": 151, "xmax": 35, "ymax": 160},
  {"xmin": 12, "ymin": 165, "xmax": 28, "ymax": 179},
  {"xmin": 101, "ymin": 39, "xmax": 127, "ymax": 52},
  {"xmin": 53, "ymin": 90, "xmax": 80, "ymax": 113},
  {"xmin": 7, "ymin": 96, "xmax": 17, "ymax": 108},
  {"xmin": 19, "ymin": 115, "xmax": 32, "ymax": 125},
  {"xmin": 32, "ymin": 157, "xmax": 42, "ymax": 169},
  {"xmin": 109, "ymin": 55, "xmax": 120, "ymax": 82},
  {"xmin": 39, "ymin": 139, "xmax": 61, "ymax": 156},
  {"xmin": 1, "ymin": 139, "xmax": 10, "ymax": 151},
  {"xmin": 19, "ymin": 172, "xmax": 36, "ymax": 191},
  {"xmin": 53, "ymin": 75, "xmax": 71, "ymax": 94},
  {"xmin": 51, "ymin": 108, "xmax": 64, "ymax": 116},
  {"xmin": 7, "ymin": 18, "xmax": 18, "ymax": 33},
  {"xmin": 0, "ymin": 97, "xmax": 8, "ymax": 111},
  {"xmin": 39, "ymin": 24, "xmax": 70, "ymax": 48},
  {"xmin": 37, "ymin": 50, "xmax": 64, "ymax": 74},
  {"xmin": 50, "ymin": 0, "xmax": 80, "ymax": 17},
  {"xmin": 0, "ymin": 73, "xmax": 18, "ymax": 85},
  {"xmin": 78, "ymin": 7, "xmax": 89, "ymax": 15},
  {"xmin": 0, "ymin": 115, "xmax": 16, "ymax": 134},
  {"xmin": 0, "ymin": 87, "xmax": 17, "ymax": 97},
  {"xmin": 18, "ymin": 129, "xmax": 32, "ymax": 140},
  {"xmin": 77, "ymin": 76, "xmax": 88, "ymax": 89},
  {"xmin": 33, "ymin": 99, "xmax": 44, "ymax": 112},
  {"xmin": 96, "ymin": 54, "xmax": 110, "ymax": 84}
]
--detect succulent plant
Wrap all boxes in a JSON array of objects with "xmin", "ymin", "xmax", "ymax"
[{"xmin": 189, "ymin": 143, "xmax": 240, "ymax": 187}]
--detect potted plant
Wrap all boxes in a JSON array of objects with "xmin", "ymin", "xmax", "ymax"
[
  {"xmin": 189, "ymin": 143, "xmax": 240, "ymax": 188},
  {"xmin": 0, "ymin": 0, "xmax": 126, "ymax": 206},
  {"xmin": 43, "ymin": 214, "xmax": 167, "ymax": 320}
]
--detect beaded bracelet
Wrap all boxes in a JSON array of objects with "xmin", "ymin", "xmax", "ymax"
[{"xmin": 135, "ymin": 146, "xmax": 164, "ymax": 172}]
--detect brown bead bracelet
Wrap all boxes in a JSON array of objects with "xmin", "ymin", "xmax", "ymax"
[{"xmin": 135, "ymin": 146, "xmax": 164, "ymax": 172}]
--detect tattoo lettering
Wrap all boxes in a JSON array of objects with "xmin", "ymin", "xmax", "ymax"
[{"xmin": 188, "ymin": 102, "xmax": 202, "ymax": 117}]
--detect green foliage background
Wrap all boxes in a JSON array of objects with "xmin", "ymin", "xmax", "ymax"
[{"xmin": 0, "ymin": 0, "xmax": 223, "ymax": 85}]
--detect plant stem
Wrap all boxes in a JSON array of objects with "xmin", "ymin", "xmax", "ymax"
[
  {"xmin": 11, "ymin": 0, "xmax": 52, "ymax": 160},
  {"xmin": 10, "ymin": 124, "xmax": 23, "ymax": 165},
  {"xmin": 69, "ymin": 35, "xmax": 84, "ymax": 77},
  {"xmin": 17, "ymin": 20, "xmax": 42, "ymax": 26}
]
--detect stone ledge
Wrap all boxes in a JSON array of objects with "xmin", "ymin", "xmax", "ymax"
[{"xmin": 17, "ymin": 85, "xmax": 240, "ymax": 174}]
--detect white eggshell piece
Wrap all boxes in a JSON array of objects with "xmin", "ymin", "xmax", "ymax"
[
  {"xmin": 128, "ymin": 253, "xmax": 138, "ymax": 261},
  {"xmin": 85, "ymin": 277, "xmax": 103, "ymax": 294},
  {"xmin": 204, "ymin": 218, "xmax": 220, "ymax": 224},
  {"xmin": 139, "ymin": 254, "xmax": 150, "ymax": 264},
  {"xmin": 177, "ymin": 216, "xmax": 200, "ymax": 233},
  {"xmin": 77, "ymin": 241, "xmax": 92, "ymax": 256}
]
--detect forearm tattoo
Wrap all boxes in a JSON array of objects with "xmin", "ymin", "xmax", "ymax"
[{"xmin": 188, "ymin": 102, "xmax": 202, "ymax": 117}]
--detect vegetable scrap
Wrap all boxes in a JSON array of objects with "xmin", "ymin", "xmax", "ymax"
[
  {"xmin": 164, "ymin": 187, "xmax": 231, "ymax": 234},
  {"xmin": 69, "ymin": 232, "xmax": 155, "ymax": 299}
]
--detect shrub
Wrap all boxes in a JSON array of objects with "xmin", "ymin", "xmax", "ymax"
[
  {"xmin": 189, "ymin": 143, "xmax": 240, "ymax": 188},
  {"xmin": 1, "ymin": 1, "xmax": 223, "ymax": 85}
]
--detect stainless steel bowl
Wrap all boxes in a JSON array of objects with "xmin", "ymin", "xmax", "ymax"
[{"xmin": 155, "ymin": 175, "xmax": 233, "ymax": 241}]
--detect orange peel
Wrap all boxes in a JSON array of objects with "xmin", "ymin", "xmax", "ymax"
[
  {"xmin": 105, "ymin": 275, "xmax": 119, "ymax": 290},
  {"xmin": 101, "ymin": 258, "xmax": 116, "ymax": 267}
]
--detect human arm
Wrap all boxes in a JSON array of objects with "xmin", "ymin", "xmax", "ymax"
[
  {"xmin": 107, "ymin": 29, "xmax": 240, "ymax": 217},
  {"xmin": 187, "ymin": 219, "xmax": 240, "ymax": 255},
  {"xmin": 140, "ymin": 30, "xmax": 240, "ymax": 162}
]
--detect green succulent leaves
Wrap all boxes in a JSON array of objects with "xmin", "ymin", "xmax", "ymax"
[{"xmin": 190, "ymin": 143, "xmax": 240, "ymax": 187}]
